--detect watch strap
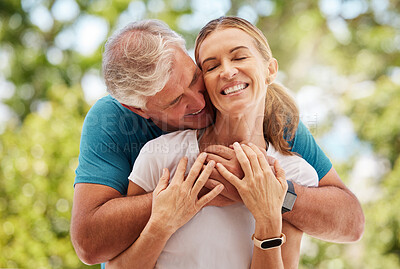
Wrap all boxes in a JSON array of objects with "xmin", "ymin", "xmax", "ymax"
[
  {"xmin": 282, "ymin": 180, "xmax": 297, "ymax": 214},
  {"xmin": 252, "ymin": 233, "xmax": 286, "ymax": 250}
]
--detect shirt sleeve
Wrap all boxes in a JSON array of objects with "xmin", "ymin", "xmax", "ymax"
[
  {"xmin": 289, "ymin": 120, "xmax": 332, "ymax": 180},
  {"xmin": 74, "ymin": 96, "xmax": 164, "ymax": 195},
  {"xmin": 74, "ymin": 99, "xmax": 133, "ymax": 194}
]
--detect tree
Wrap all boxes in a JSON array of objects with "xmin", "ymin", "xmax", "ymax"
[{"xmin": 1, "ymin": 0, "xmax": 399, "ymax": 268}]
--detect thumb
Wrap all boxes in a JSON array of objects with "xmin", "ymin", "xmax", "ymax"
[{"xmin": 155, "ymin": 168, "xmax": 170, "ymax": 195}]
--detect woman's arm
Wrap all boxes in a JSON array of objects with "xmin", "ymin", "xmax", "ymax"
[
  {"xmin": 107, "ymin": 154, "xmax": 224, "ymax": 268},
  {"xmin": 281, "ymin": 221, "xmax": 303, "ymax": 269},
  {"xmin": 216, "ymin": 142, "xmax": 290, "ymax": 268}
]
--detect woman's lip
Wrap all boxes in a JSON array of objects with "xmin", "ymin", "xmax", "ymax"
[
  {"xmin": 220, "ymin": 81, "xmax": 248, "ymax": 93},
  {"xmin": 221, "ymin": 83, "xmax": 249, "ymax": 95}
]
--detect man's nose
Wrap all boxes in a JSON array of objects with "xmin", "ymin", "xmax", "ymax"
[{"xmin": 187, "ymin": 89, "xmax": 205, "ymax": 109}]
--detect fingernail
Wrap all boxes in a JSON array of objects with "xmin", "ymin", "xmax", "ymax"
[
  {"xmin": 208, "ymin": 160, "xmax": 215, "ymax": 166},
  {"xmin": 233, "ymin": 142, "xmax": 240, "ymax": 147},
  {"xmin": 248, "ymin": 142, "xmax": 254, "ymax": 146},
  {"xmin": 201, "ymin": 152, "xmax": 207, "ymax": 158}
]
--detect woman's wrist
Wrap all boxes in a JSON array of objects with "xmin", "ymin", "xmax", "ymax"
[
  {"xmin": 144, "ymin": 217, "xmax": 175, "ymax": 241},
  {"xmin": 254, "ymin": 216, "xmax": 282, "ymax": 239}
]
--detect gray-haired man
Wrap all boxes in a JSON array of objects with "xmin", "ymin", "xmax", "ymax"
[{"xmin": 71, "ymin": 19, "xmax": 364, "ymax": 266}]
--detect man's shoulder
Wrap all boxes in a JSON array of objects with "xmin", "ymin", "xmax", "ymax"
[
  {"xmin": 87, "ymin": 95, "xmax": 131, "ymax": 117},
  {"xmin": 84, "ymin": 95, "xmax": 162, "ymax": 137}
]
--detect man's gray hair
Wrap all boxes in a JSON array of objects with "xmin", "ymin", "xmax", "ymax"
[{"xmin": 102, "ymin": 19, "xmax": 186, "ymax": 108}]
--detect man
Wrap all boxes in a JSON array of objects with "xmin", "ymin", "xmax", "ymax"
[{"xmin": 70, "ymin": 19, "xmax": 364, "ymax": 266}]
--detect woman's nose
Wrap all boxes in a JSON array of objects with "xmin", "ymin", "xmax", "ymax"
[{"xmin": 220, "ymin": 62, "xmax": 238, "ymax": 80}]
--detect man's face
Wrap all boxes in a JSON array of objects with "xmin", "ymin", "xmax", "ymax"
[{"xmin": 140, "ymin": 47, "xmax": 215, "ymax": 131}]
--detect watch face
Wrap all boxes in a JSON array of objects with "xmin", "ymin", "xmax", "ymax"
[
  {"xmin": 261, "ymin": 238, "xmax": 282, "ymax": 249},
  {"xmin": 283, "ymin": 192, "xmax": 297, "ymax": 209}
]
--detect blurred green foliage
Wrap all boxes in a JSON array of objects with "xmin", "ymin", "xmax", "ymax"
[{"xmin": 0, "ymin": 0, "xmax": 399, "ymax": 268}]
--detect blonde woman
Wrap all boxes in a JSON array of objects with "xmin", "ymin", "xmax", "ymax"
[{"xmin": 107, "ymin": 17, "xmax": 319, "ymax": 269}]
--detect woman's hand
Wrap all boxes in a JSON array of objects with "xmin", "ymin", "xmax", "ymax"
[
  {"xmin": 149, "ymin": 152, "xmax": 224, "ymax": 236},
  {"xmin": 216, "ymin": 142, "xmax": 287, "ymax": 223}
]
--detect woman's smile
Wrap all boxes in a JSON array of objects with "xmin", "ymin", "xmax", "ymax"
[{"xmin": 221, "ymin": 82, "xmax": 249, "ymax": 95}]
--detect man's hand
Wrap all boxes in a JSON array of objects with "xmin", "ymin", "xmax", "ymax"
[
  {"xmin": 203, "ymin": 144, "xmax": 275, "ymax": 203},
  {"xmin": 203, "ymin": 145, "xmax": 243, "ymax": 202}
]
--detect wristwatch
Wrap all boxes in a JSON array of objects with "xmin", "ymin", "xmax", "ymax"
[
  {"xmin": 282, "ymin": 180, "xmax": 297, "ymax": 214},
  {"xmin": 252, "ymin": 233, "xmax": 286, "ymax": 250}
]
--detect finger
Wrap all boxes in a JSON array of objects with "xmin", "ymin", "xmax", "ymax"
[
  {"xmin": 204, "ymin": 144, "xmax": 235, "ymax": 159},
  {"xmin": 171, "ymin": 157, "xmax": 188, "ymax": 184},
  {"xmin": 185, "ymin": 152, "xmax": 208, "ymax": 186},
  {"xmin": 274, "ymin": 160, "xmax": 286, "ymax": 186},
  {"xmin": 206, "ymin": 153, "xmax": 229, "ymax": 165},
  {"xmin": 204, "ymin": 178, "xmax": 221, "ymax": 190},
  {"xmin": 216, "ymin": 162, "xmax": 241, "ymax": 189},
  {"xmin": 266, "ymin": 156, "xmax": 276, "ymax": 175},
  {"xmin": 232, "ymin": 142, "xmax": 253, "ymax": 177},
  {"xmin": 208, "ymin": 167, "xmax": 221, "ymax": 181},
  {"xmin": 240, "ymin": 144, "xmax": 262, "ymax": 176},
  {"xmin": 266, "ymin": 156, "xmax": 276, "ymax": 166},
  {"xmin": 154, "ymin": 168, "xmax": 170, "ymax": 195},
  {"xmin": 191, "ymin": 160, "xmax": 215, "ymax": 196},
  {"xmin": 248, "ymin": 143, "xmax": 269, "ymax": 172},
  {"xmin": 259, "ymin": 146, "xmax": 268, "ymax": 160},
  {"xmin": 205, "ymin": 194, "xmax": 236, "ymax": 207},
  {"xmin": 196, "ymin": 184, "xmax": 224, "ymax": 209}
]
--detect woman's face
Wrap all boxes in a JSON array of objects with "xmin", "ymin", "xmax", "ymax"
[{"xmin": 197, "ymin": 27, "xmax": 274, "ymax": 116}]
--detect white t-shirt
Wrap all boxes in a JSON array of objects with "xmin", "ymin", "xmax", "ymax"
[{"xmin": 129, "ymin": 129, "xmax": 318, "ymax": 269}]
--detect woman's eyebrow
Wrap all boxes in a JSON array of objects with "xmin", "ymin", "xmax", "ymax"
[
  {"xmin": 201, "ymin": 46, "xmax": 250, "ymax": 66},
  {"xmin": 230, "ymin": 46, "xmax": 249, "ymax": 53}
]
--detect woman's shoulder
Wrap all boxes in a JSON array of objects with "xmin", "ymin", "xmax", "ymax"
[{"xmin": 139, "ymin": 129, "xmax": 198, "ymax": 156}]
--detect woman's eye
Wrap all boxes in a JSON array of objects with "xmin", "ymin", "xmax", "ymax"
[{"xmin": 234, "ymin": 57, "xmax": 247, "ymax": 61}]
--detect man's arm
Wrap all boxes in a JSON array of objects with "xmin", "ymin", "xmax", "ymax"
[
  {"xmin": 70, "ymin": 183, "xmax": 152, "ymax": 265},
  {"xmin": 283, "ymin": 167, "xmax": 365, "ymax": 242},
  {"xmin": 205, "ymin": 146, "xmax": 365, "ymax": 243}
]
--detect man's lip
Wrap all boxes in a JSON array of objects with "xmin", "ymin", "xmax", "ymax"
[{"xmin": 184, "ymin": 107, "xmax": 205, "ymax": 117}]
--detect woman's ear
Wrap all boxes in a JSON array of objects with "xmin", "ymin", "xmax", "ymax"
[
  {"xmin": 121, "ymin": 103, "xmax": 150, "ymax": 119},
  {"xmin": 266, "ymin": 58, "xmax": 278, "ymax": 84}
]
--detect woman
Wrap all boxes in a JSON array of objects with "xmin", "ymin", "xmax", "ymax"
[{"xmin": 107, "ymin": 16, "xmax": 318, "ymax": 268}]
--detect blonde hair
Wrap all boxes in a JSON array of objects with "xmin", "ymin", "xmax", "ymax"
[
  {"xmin": 103, "ymin": 19, "xmax": 186, "ymax": 108},
  {"xmin": 195, "ymin": 16, "xmax": 299, "ymax": 155}
]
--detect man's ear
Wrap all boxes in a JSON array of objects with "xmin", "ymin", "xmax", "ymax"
[
  {"xmin": 121, "ymin": 104, "xmax": 150, "ymax": 119},
  {"xmin": 266, "ymin": 58, "xmax": 278, "ymax": 84}
]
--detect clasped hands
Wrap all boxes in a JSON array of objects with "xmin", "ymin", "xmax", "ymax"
[{"xmin": 150, "ymin": 142, "xmax": 287, "ymax": 235}]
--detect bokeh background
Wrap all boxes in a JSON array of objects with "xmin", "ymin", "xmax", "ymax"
[{"xmin": 1, "ymin": 0, "xmax": 399, "ymax": 268}]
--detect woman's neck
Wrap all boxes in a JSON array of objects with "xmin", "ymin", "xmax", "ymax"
[{"xmin": 199, "ymin": 104, "xmax": 266, "ymax": 151}]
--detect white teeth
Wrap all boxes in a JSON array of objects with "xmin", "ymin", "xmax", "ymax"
[
  {"xmin": 189, "ymin": 109, "xmax": 202, "ymax": 115},
  {"xmin": 223, "ymin": 84, "xmax": 247, "ymax": 95}
]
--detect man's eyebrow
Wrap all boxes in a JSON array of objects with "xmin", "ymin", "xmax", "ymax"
[
  {"xmin": 189, "ymin": 68, "xmax": 201, "ymax": 88},
  {"xmin": 201, "ymin": 46, "xmax": 250, "ymax": 66}
]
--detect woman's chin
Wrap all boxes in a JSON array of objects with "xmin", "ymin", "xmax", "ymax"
[{"xmin": 218, "ymin": 103, "xmax": 252, "ymax": 117}]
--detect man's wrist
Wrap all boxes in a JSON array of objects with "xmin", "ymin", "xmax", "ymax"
[{"xmin": 282, "ymin": 180, "xmax": 297, "ymax": 214}]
